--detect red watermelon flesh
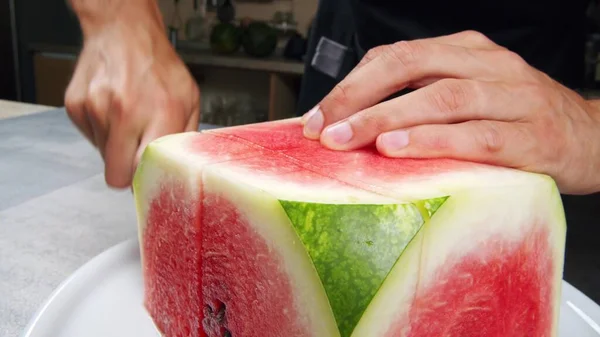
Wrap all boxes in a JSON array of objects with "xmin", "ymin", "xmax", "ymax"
[
  {"xmin": 142, "ymin": 179, "xmax": 201, "ymax": 337},
  {"xmin": 201, "ymin": 192, "xmax": 309, "ymax": 336},
  {"xmin": 134, "ymin": 118, "xmax": 566, "ymax": 337},
  {"xmin": 206, "ymin": 120, "xmax": 530, "ymax": 200},
  {"xmin": 400, "ymin": 226, "xmax": 553, "ymax": 337}
]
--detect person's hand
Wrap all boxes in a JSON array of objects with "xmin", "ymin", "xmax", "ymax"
[
  {"xmin": 65, "ymin": 7, "xmax": 199, "ymax": 188},
  {"xmin": 302, "ymin": 30, "xmax": 600, "ymax": 195}
]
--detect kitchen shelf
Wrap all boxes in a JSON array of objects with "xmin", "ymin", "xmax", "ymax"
[{"xmin": 28, "ymin": 43, "xmax": 305, "ymax": 75}]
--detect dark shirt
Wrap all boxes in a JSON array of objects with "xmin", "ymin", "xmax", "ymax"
[
  {"xmin": 299, "ymin": 0, "xmax": 591, "ymax": 114},
  {"xmin": 351, "ymin": 0, "xmax": 590, "ymax": 89}
]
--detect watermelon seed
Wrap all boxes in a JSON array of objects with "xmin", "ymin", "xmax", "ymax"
[
  {"xmin": 216, "ymin": 302, "xmax": 227, "ymax": 323},
  {"xmin": 223, "ymin": 329, "xmax": 232, "ymax": 337}
]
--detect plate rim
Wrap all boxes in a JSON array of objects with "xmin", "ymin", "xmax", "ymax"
[
  {"xmin": 22, "ymin": 239, "xmax": 600, "ymax": 336},
  {"xmin": 21, "ymin": 239, "xmax": 139, "ymax": 337}
]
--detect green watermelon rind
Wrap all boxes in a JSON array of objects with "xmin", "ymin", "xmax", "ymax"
[{"xmin": 279, "ymin": 196, "xmax": 450, "ymax": 337}]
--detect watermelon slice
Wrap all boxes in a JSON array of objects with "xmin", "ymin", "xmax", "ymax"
[{"xmin": 133, "ymin": 118, "xmax": 566, "ymax": 337}]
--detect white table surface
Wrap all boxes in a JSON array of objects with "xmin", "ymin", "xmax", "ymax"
[{"xmin": 0, "ymin": 107, "xmax": 217, "ymax": 337}]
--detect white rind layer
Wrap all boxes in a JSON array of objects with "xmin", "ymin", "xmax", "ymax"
[{"xmin": 203, "ymin": 167, "xmax": 341, "ymax": 337}]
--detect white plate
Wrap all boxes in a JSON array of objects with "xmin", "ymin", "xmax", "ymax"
[{"xmin": 22, "ymin": 239, "xmax": 600, "ymax": 337}]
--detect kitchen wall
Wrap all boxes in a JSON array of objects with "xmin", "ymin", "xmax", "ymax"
[{"xmin": 157, "ymin": 0, "xmax": 318, "ymax": 38}]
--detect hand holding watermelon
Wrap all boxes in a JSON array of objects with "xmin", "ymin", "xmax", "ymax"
[{"xmin": 302, "ymin": 30, "xmax": 600, "ymax": 195}]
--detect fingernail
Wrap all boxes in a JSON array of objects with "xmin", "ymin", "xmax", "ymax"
[
  {"xmin": 303, "ymin": 107, "xmax": 324, "ymax": 139},
  {"xmin": 380, "ymin": 130, "xmax": 409, "ymax": 151},
  {"xmin": 323, "ymin": 121, "xmax": 353, "ymax": 145},
  {"xmin": 301, "ymin": 106, "xmax": 319, "ymax": 125}
]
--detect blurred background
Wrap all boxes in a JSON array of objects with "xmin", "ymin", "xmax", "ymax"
[
  {"xmin": 0, "ymin": 0, "xmax": 317, "ymax": 126},
  {"xmin": 6, "ymin": 0, "xmax": 600, "ymax": 126}
]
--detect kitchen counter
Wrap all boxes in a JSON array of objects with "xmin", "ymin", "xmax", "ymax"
[
  {"xmin": 0, "ymin": 100, "xmax": 55, "ymax": 120},
  {"xmin": 0, "ymin": 105, "xmax": 216, "ymax": 337}
]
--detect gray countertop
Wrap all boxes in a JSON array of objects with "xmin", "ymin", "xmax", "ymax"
[{"xmin": 0, "ymin": 108, "xmax": 215, "ymax": 337}]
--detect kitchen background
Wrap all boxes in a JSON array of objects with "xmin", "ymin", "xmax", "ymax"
[
  {"xmin": 0, "ymin": 0, "xmax": 317, "ymax": 126},
  {"xmin": 4, "ymin": 0, "xmax": 600, "ymax": 126}
]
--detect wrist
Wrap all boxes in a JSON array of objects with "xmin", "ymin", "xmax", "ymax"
[{"xmin": 71, "ymin": 0, "xmax": 165, "ymax": 39}]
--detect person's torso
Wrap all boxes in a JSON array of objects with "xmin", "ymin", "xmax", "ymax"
[{"xmin": 350, "ymin": 0, "xmax": 591, "ymax": 88}]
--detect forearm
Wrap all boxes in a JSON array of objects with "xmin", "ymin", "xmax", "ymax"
[{"xmin": 68, "ymin": 0, "xmax": 164, "ymax": 37}]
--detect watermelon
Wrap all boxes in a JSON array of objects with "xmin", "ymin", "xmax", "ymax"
[
  {"xmin": 210, "ymin": 23, "xmax": 242, "ymax": 55},
  {"xmin": 241, "ymin": 22, "xmax": 278, "ymax": 58},
  {"xmin": 133, "ymin": 118, "xmax": 566, "ymax": 337}
]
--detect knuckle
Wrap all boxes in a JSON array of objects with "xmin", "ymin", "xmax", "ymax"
[
  {"xmin": 475, "ymin": 121, "xmax": 505, "ymax": 154},
  {"xmin": 386, "ymin": 41, "xmax": 422, "ymax": 68},
  {"xmin": 110, "ymin": 95, "xmax": 130, "ymax": 120},
  {"xmin": 428, "ymin": 79, "xmax": 472, "ymax": 113},
  {"xmin": 64, "ymin": 94, "xmax": 81, "ymax": 114},
  {"xmin": 364, "ymin": 45, "xmax": 386, "ymax": 62},
  {"xmin": 462, "ymin": 30, "xmax": 493, "ymax": 45},
  {"xmin": 327, "ymin": 83, "xmax": 352, "ymax": 109},
  {"xmin": 84, "ymin": 100, "xmax": 102, "ymax": 123},
  {"xmin": 502, "ymin": 50, "xmax": 529, "ymax": 70},
  {"xmin": 352, "ymin": 108, "xmax": 393, "ymax": 134},
  {"xmin": 64, "ymin": 85, "xmax": 84, "ymax": 113}
]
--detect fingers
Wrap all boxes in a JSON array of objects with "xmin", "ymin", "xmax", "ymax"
[
  {"xmin": 319, "ymin": 79, "xmax": 520, "ymax": 150},
  {"xmin": 374, "ymin": 120, "xmax": 532, "ymax": 169},
  {"xmin": 349, "ymin": 30, "xmax": 501, "ymax": 75},
  {"xmin": 134, "ymin": 111, "xmax": 188, "ymax": 172},
  {"xmin": 185, "ymin": 107, "xmax": 200, "ymax": 132},
  {"xmin": 86, "ymin": 75, "xmax": 112, "ymax": 158},
  {"xmin": 65, "ymin": 60, "xmax": 96, "ymax": 144},
  {"xmin": 65, "ymin": 99, "xmax": 96, "ymax": 145},
  {"xmin": 184, "ymin": 86, "xmax": 201, "ymax": 132},
  {"xmin": 103, "ymin": 109, "xmax": 143, "ymax": 188},
  {"xmin": 303, "ymin": 41, "xmax": 506, "ymax": 139}
]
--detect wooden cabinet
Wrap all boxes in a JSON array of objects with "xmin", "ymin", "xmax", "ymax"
[{"xmin": 33, "ymin": 52, "xmax": 76, "ymax": 107}]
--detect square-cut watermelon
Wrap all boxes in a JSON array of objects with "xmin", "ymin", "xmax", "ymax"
[{"xmin": 133, "ymin": 118, "xmax": 566, "ymax": 337}]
